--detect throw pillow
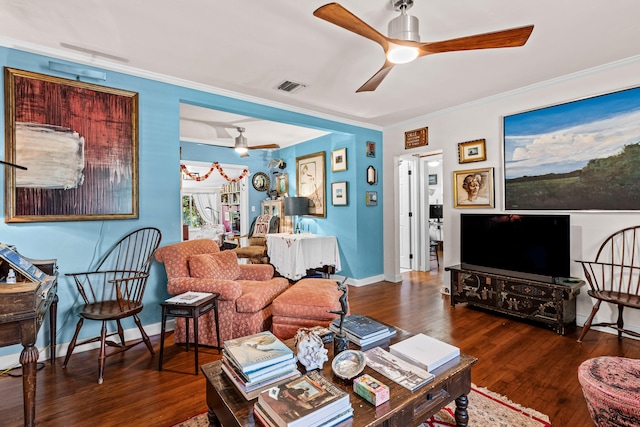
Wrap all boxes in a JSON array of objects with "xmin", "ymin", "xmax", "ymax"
[
  {"xmin": 252, "ymin": 215, "xmax": 272, "ymax": 237},
  {"xmin": 189, "ymin": 250, "xmax": 240, "ymax": 280}
]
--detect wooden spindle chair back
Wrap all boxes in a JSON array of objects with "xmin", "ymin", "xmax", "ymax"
[
  {"xmin": 577, "ymin": 225, "xmax": 640, "ymax": 342},
  {"xmin": 63, "ymin": 227, "xmax": 162, "ymax": 383}
]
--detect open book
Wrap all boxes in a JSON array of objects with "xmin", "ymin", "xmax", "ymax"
[{"xmin": 165, "ymin": 291, "xmax": 213, "ymax": 304}]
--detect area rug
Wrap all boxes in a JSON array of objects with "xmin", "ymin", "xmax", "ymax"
[{"xmin": 172, "ymin": 384, "xmax": 551, "ymax": 427}]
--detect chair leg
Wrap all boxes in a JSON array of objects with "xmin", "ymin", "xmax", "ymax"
[
  {"xmin": 63, "ymin": 318, "xmax": 84, "ymax": 368},
  {"xmin": 617, "ymin": 304, "xmax": 625, "ymax": 339},
  {"xmin": 578, "ymin": 300, "xmax": 602, "ymax": 342},
  {"xmin": 133, "ymin": 314, "xmax": 155, "ymax": 355},
  {"xmin": 116, "ymin": 319, "xmax": 126, "ymax": 346},
  {"xmin": 98, "ymin": 321, "xmax": 108, "ymax": 384}
]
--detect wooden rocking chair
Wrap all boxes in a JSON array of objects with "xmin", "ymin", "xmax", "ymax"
[
  {"xmin": 63, "ymin": 227, "xmax": 162, "ymax": 383},
  {"xmin": 576, "ymin": 225, "xmax": 640, "ymax": 342}
]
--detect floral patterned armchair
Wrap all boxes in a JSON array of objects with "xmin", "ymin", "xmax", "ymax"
[{"xmin": 155, "ymin": 239, "xmax": 290, "ymax": 347}]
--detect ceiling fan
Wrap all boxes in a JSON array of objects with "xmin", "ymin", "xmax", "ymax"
[
  {"xmin": 313, "ymin": 1, "xmax": 534, "ymax": 92},
  {"xmin": 232, "ymin": 127, "xmax": 280, "ymax": 157}
]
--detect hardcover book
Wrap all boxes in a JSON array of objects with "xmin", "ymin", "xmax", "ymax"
[
  {"xmin": 331, "ymin": 314, "xmax": 390, "ymax": 339},
  {"xmin": 257, "ymin": 370, "xmax": 351, "ymax": 427},
  {"xmin": 221, "ymin": 362, "xmax": 301, "ymax": 400},
  {"xmin": 222, "ymin": 354, "xmax": 298, "ymax": 385},
  {"xmin": 389, "ymin": 333, "xmax": 460, "ymax": 372},
  {"xmin": 364, "ymin": 346, "xmax": 435, "ymax": 392},
  {"xmin": 224, "ymin": 331, "xmax": 294, "ymax": 373},
  {"xmin": 329, "ymin": 323, "xmax": 395, "ymax": 346}
]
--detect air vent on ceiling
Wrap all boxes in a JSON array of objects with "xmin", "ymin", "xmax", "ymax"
[{"xmin": 274, "ymin": 80, "xmax": 307, "ymax": 94}]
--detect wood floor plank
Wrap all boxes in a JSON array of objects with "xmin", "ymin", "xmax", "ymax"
[{"xmin": 1, "ymin": 268, "xmax": 639, "ymax": 426}]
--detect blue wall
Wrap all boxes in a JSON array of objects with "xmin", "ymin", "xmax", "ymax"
[{"xmin": 0, "ymin": 47, "xmax": 382, "ymax": 357}]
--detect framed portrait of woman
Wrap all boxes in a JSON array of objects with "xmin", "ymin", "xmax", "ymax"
[{"xmin": 296, "ymin": 152, "xmax": 326, "ymax": 217}]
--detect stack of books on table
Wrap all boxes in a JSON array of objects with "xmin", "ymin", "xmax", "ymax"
[
  {"xmin": 254, "ymin": 370, "xmax": 353, "ymax": 427},
  {"xmin": 329, "ymin": 314, "xmax": 396, "ymax": 350},
  {"xmin": 221, "ymin": 331, "xmax": 301, "ymax": 400}
]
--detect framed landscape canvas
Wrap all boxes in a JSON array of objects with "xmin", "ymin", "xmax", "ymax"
[
  {"xmin": 504, "ymin": 86, "xmax": 640, "ymax": 210},
  {"xmin": 4, "ymin": 67, "xmax": 138, "ymax": 222}
]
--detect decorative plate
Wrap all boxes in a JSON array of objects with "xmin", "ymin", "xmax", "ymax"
[
  {"xmin": 332, "ymin": 349, "xmax": 366, "ymax": 380},
  {"xmin": 251, "ymin": 172, "xmax": 270, "ymax": 192}
]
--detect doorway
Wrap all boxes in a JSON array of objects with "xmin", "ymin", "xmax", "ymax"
[
  {"xmin": 398, "ymin": 151, "xmax": 443, "ymax": 273},
  {"xmin": 180, "ymin": 160, "xmax": 249, "ymax": 243}
]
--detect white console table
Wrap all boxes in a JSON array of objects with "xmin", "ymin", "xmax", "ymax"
[{"xmin": 265, "ymin": 233, "xmax": 341, "ymax": 280}]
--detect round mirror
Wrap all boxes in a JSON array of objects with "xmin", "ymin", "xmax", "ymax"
[{"xmin": 251, "ymin": 172, "xmax": 270, "ymax": 192}]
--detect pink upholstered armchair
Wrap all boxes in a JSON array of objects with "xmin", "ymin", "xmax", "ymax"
[{"xmin": 155, "ymin": 239, "xmax": 289, "ymax": 347}]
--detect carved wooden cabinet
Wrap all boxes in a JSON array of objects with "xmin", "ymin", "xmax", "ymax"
[{"xmin": 446, "ymin": 265, "xmax": 584, "ymax": 335}]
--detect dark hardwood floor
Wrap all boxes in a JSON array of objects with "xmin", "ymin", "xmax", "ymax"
[{"xmin": 2, "ymin": 268, "xmax": 639, "ymax": 426}]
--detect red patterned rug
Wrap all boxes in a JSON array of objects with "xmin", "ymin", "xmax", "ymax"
[{"xmin": 173, "ymin": 384, "xmax": 551, "ymax": 427}]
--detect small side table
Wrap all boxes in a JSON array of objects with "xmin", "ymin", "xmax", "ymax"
[{"xmin": 159, "ymin": 293, "xmax": 221, "ymax": 375}]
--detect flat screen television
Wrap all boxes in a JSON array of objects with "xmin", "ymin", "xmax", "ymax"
[{"xmin": 460, "ymin": 213, "xmax": 570, "ymax": 282}]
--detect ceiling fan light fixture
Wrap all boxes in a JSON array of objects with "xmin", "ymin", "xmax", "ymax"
[
  {"xmin": 388, "ymin": 7, "xmax": 420, "ymax": 42},
  {"xmin": 387, "ymin": 44, "xmax": 419, "ymax": 64},
  {"xmin": 234, "ymin": 127, "xmax": 249, "ymax": 153}
]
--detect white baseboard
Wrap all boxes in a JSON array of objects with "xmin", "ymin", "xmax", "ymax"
[
  {"xmin": 342, "ymin": 274, "xmax": 385, "ymax": 287},
  {"xmin": 0, "ymin": 319, "xmax": 175, "ymax": 371}
]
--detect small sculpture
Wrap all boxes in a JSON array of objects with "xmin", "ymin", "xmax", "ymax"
[
  {"xmin": 327, "ymin": 279, "xmax": 349, "ymax": 355},
  {"xmin": 294, "ymin": 328, "xmax": 328, "ymax": 371}
]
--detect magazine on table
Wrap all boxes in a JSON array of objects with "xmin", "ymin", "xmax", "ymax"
[
  {"xmin": 257, "ymin": 370, "xmax": 351, "ymax": 427},
  {"xmin": 364, "ymin": 346, "xmax": 435, "ymax": 392},
  {"xmin": 165, "ymin": 291, "xmax": 213, "ymax": 304},
  {"xmin": 224, "ymin": 331, "xmax": 294, "ymax": 373},
  {"xmin": 0, "ymin": 243, "xmax": 47, "ymax": 283}
]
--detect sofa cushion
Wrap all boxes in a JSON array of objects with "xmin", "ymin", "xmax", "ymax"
[{"xmin": 189, "ymin": 250, "xmax": 240, "ymax": 280}]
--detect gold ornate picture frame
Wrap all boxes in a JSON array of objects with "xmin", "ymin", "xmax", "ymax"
[
  {"xmin": 296, "ymin": 151, "xmax": 326, "ymax": 217},
  {"xmin": 4, "ymin": 67, "xmax": 138, "ymax": 222},
  {"xmin": 458, "ymin": 139, "xmax": 486, "ymax": 164},
  {"xmin": 453, "ymin": 167, "xmax": 494, "ymax": 208}
]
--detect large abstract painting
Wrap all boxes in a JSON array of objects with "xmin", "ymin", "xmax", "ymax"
[
  {"xmin": 503, "ymin": 86, "xmax": 640, "ymax": 210},
  {"xmin": 4, "ymin": 68, "xmax": 138, "ymax": 222}
]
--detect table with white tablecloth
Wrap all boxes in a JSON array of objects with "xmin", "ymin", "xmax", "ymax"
[{"xmin": 265, "ymin": 233, "xmax": 341, "ymax": 280}]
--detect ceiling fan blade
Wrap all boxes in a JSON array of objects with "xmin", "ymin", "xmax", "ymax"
[
  {"xmin": 416, "ymin": 25, "xmax": 534, "ymax": 57},
  {"xmin": 356, "ymin": 60, "xmax": 396, "ymax": 93},
  {"xmin": 248, "ymin": 144, "xmax": 281, "ymax": 150},
  {"xmin": 314, "ymin": 3, "xmax": 389, "ymax": 50}
]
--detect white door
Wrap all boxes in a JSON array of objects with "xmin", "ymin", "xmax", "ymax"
[{"xmin": 399, "ymin": 160, "xmax": 413, "ymax": 270}]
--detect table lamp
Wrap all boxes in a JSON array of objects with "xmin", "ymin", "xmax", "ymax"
[{"xmin": 284, "ymin": 196, "xmax": 310, "ymax": 234}]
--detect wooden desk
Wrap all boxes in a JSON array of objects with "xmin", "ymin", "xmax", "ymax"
[
  {"xmin": 0, "ymin": 276, "xmax": 58, "ymax": 427},
  {"xmin": 265, "ymin": 233, "xmax": 341, "ymax": 280},
  {"xmin": 202, "ymin": 328, "xmax": 477, "ymax": 427}
]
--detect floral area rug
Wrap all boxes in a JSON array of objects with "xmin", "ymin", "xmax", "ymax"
[{"xmin": 173, "ymin": 384, "xmax": 551, "ymax": 427}]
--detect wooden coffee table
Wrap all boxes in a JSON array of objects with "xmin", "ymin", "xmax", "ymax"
[{"xmin": 202, "ymin": 326, "xmax": 477, "ymax": 427}]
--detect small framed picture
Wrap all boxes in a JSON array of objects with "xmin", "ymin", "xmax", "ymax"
[
  {"xmin": 275, "ymin": 173, "xmax": 288, "ymax": 196},
  {"xmin": 453, "ymin": 167, "xmax": 494, "ymax": 208},
  {"xmin": 428, "ymin": 174, "xmax": 437, "ymax": 185},
  {"xmin": 331, "ymin": 181, "xmax": 348, "ymax": 206},
  {"xmin": 332, "ymin": 148, "xmax": 347, "ymax": 172},
  {"xmin": 366, "ymin": 141, "xmax": 376, "ymax": 158},
  {"xmin": 365, "ymin": 191, "xmax": 378, "ymax": 206},
  {"xmin": 458, "ymin": 139, "xmax": 486, "ymax": 164}
]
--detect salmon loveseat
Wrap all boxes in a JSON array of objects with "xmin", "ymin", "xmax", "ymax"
[{"xmin": 155, "ymin": 239, "xmax": 289, "ymax": 347}]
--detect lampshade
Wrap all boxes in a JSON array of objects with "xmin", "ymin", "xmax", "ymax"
[{"xmin": 284, "ymin": 197, "xmax": 310, "ymax": 216}]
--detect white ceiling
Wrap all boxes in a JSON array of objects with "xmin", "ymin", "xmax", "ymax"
[{"xmin": 2, "ymin": 0, "xmax": 640, "ymax": 134}]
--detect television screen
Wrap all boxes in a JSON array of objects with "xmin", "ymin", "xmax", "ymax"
[
  {"xmin": 460, "ymin": 214, "xmax": 570, "ymax": 281},
  {"xmin": 429, "ymin": 204, "xmax": 443, "ymax": 219}
]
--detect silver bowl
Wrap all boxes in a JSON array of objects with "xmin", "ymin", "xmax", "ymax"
[{"xmin": 332, "ymin": 349, "xmax": 366, "ymax": 380}]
